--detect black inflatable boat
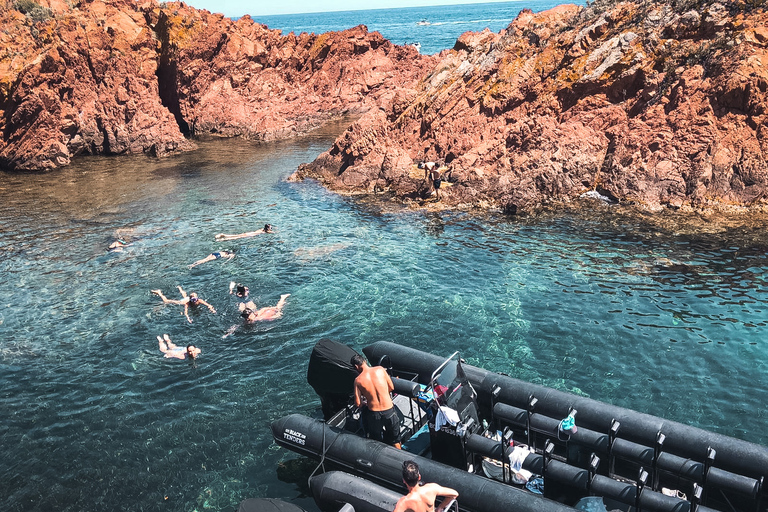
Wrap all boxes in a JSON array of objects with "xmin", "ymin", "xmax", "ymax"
[{"xmin": 272, "ymin": 339, "xmax": 767, "ymax": 512}]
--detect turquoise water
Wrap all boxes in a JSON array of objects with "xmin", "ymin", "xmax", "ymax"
[
  {"xmin": 254, "ymin": 0, "xmax": 567, "ymax": 55},
  {"xmin": 2, "ymin": 120, "xmax": 768, "ymax": 511}
]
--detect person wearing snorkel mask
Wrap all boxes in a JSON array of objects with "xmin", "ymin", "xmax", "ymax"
[
  {"xmin": 107, "ymin": 237, "xmax": 132, "ymax": 252},
  {"xmin": 151, "ymin": 286, "xmax": 216, "ymax": 323}
]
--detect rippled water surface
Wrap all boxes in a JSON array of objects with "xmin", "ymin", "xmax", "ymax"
[{"xmin": 2, "ymin": 122, "xmax": 768, "ymax": 512}]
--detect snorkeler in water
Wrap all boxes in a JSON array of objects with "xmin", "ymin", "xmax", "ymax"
[
  {"xmin": 157, "ymin": 334, "xmax": 201, "ymax": 360},
  {"xmin": 222, "ymin": 294, "xmax": 290, "ymax": 338},
  {"xmin": 151, "ymin": 286, "xmax": 216, "ymax": 323},
  {"xmin": 108, "ymin": 238, "xmax": 132, "ymax": 252},
  {"xmin": 215, "ymin": 224, "xmax": 275, "ymax": 241},
  {"xmin": 229, "ymin": 281, "xmax": 249, "ymax": 298},
  {"xmin": 188, "ymin": 250, "xmax": 235, "ymax": 268}
]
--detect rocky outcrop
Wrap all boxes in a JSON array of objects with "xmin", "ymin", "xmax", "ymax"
[
  {"xmin": 0, "ymin": 0, "xmax": 434, "ymax": 170},
  {"xmin": 292, "ymin": 0, "xmax": 768, "ymax": 213}
]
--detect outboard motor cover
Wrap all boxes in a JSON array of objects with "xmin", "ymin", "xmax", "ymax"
[{"xmin": 307, "ymin": 338, "xmax": 360, "ymax": 419}]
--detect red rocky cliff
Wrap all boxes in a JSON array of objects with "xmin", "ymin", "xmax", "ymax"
[
  {"xmin": 0, "ymin": 0, "xmax": 434, "ymax": 170},
  {"xmin": 293, "ymin": 0, "xmax": 768, "ymax": 212}
]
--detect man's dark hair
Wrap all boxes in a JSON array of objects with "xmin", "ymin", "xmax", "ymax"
[
  {"xmin": 402, "ymin": 460, "xmax": 420, "ymax": 487},
  {"xmin": 350, "ymin": 354, "xmax": 365, "ymax": 368}
]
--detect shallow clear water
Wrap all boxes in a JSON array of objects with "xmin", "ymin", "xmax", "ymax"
[
  {"xmin": 254, "ymin": 0, "xmax": 567, "ymax": 55},
  {"xmin": 2, "ymin": 119, "xmax": 768, "ymax": 511}
]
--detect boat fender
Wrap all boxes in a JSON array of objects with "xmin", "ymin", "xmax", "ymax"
[{"xmin": 392, "ymin": 377, "xmax": 419, "ymax": 398}]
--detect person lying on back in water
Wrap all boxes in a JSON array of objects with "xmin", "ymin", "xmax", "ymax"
[
  {"xmin": 352, "ymin": 353, "xmax": 402, "ymax": 449},
  {"xmin": 223, "ymin": 294, "xmax": 291, "ymax": 338},
  {"xmin": 188, "ymin": 250, "xmax": 235, "ymax": 268},
  {"xmin": 151, "ymin": 286, "xmax": 216, "ymax": 323},
  {"xmin": 157, "ymin": 334, "xmax": 201, "ymax": 360},
  {"xmin": 239, "ymin": 294, "xmax": 290, "ymax": 322},
  {"xmin": 215, "ymin": 224, "xmax": 274, "ymax": 241},
  {"xmin": 393, "ymin": 460, "xmax": 459, "ymax": 512}
]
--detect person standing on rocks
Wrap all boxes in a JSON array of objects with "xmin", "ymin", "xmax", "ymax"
[{"xmin": 424, "ymin": 161, "xmax": 442, "ymax": 201}]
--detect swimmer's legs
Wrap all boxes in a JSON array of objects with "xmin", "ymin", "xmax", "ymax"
[
  {"xmin": 276, "ymin": 293, "xmax": 290, "ymax": 311},
  {"xmin": 152, "ymin": 289, "xmax": 171, "ymax": 303}
]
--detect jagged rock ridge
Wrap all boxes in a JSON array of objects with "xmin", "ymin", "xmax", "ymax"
[
  {"xmin": 0, "ymin": 0, "xmax": 434, "ymax": 170},
  {"xmin": 293, "ymin": 0, "xmax": 768, "ymax": 212}
]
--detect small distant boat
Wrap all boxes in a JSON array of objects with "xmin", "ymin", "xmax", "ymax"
[{"xmin": 417, "ymin": 19, "xmax": 430, "ymax": 26}]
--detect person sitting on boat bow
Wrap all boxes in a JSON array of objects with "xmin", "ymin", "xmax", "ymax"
[
  {"xmin": 352, "ymin": 354, "xmax": 402, "ymax": 449},
  {"xmin": 393, "ymin": 460, "xmax": 458, "ymax": 512}
]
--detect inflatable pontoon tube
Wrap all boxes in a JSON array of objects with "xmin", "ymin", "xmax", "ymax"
[
  {"xmin": 363, "ymin": 341, "xmax": 768, "ymax": 484},
  {"xmin": 272, "ymin": 413, "xmax": 577, "ymax": 512},
  {"xmin": 311, "ymin": 471, "xmax": 400, "ymax": 512}
]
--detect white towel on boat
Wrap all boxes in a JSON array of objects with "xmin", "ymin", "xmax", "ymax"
[
  {"xmin": 509, "ymin": 446, "xmax": 529, "ymax": 472},
  {"xmin": 435, "ymin": 406, "xmax": 460, "ymax": 430}
]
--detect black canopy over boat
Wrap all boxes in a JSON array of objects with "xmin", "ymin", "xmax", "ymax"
[{"xmin": 272, "ymin": 339, "xmax": 767, "ymax": 512}]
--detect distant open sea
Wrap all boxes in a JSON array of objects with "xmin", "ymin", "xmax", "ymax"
[
  {"xmin": 3, "ymin": 3, "xmax": 768, "ymax": 512},
  {"xmin": 253, "ymin": 1, "xmax": 566, "ymax": 54}
]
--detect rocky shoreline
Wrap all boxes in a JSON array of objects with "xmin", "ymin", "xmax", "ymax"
[
  {"xmin": 293, "ymin": 0, "xmax": 768, "ymax": 214},
  {"xmin": 2, "ymin": 0, "xmax": 768, "ymax": 215},
  {"xmin": 0, "ymin": 0, "xmax": 433, "ymax": 170}
]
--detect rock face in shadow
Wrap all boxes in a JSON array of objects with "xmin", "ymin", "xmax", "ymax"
[
  {"xmin": 293, "ymin": 0, "xmax": 768, "ymax": 212},
  {"xmin": 0, "ymin": 0, "xmax": 435, "ymax": 170}
]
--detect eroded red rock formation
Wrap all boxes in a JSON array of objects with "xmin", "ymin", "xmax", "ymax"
[
  {"xmin": 0, "ymin": 0, "xmax": 434, "ymax": 170},
  {"xmin": 293, "ymin": 0, "xmax": 768, "ymax": 212}
]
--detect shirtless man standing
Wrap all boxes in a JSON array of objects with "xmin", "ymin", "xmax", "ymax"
[
  {"xmin": 393, "ymin": 460, "xmax": 458, "ymax": 512},
  {"xmin": 352, "ymin": 354, "xmax": 401, "ymax": 449}
]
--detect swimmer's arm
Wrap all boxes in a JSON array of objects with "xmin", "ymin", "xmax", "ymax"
[
  {"xmin": 177, "ymin": 286, "xmax": 188, "ymax": 298},
  {"xmin": 200, "ymin": 299, "xmax": 216, "ymax": 313},
  {"xmin": 222, "ymin": 324, "xmax": 239, "ymax": 338},
  {"xmin": 183, "ymin": 303, "xmax": 192, "ymax": 323}
]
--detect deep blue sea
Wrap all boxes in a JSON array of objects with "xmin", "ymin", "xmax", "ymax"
[
  {"xmin": 2, "ymin": 3, "xmax": 768, "ymax": 512},
  {"xmin": 253, "ymin": 1, "xmax": 567, "ymax": 55}
]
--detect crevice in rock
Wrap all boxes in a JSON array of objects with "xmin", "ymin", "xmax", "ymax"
[{"xmin": 153, "ymin": 11, "xmax": 191, "ymax": 137}]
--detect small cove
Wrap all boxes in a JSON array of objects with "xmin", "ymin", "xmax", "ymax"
[{"xmin": 1, "ymin": 121, "xmax": 768, "ymax": 511}]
